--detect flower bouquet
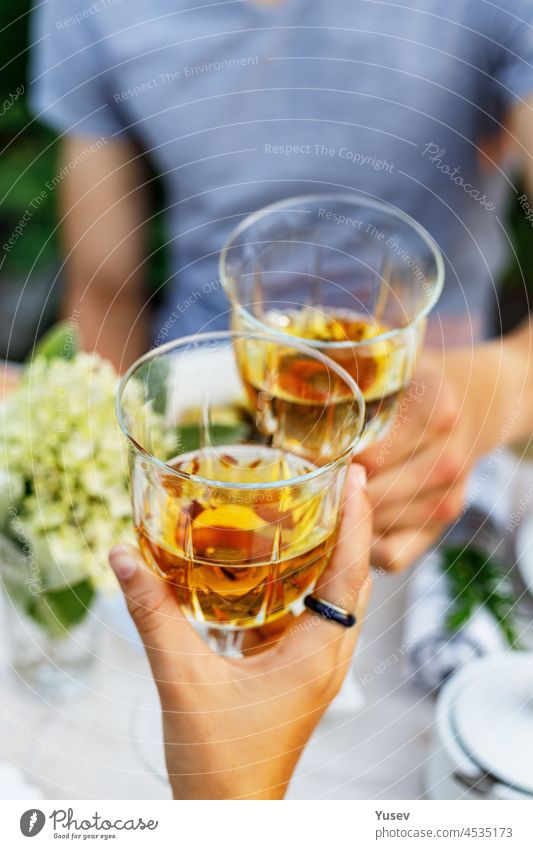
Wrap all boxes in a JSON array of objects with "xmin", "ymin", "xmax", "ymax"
[{"xmin": 0, "ymin": 323, "xmax": 139, "ymax": 695}]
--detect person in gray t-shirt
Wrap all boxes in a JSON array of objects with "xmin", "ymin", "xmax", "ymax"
[{"xmin": 30, "ymin": 1, "xmax": 533, "ymax": 572}]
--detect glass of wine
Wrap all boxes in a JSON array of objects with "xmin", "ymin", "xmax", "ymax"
[
  {"xmin": 116, "ymin": 331, "xmax": 365, "ymax": 652},
  {"xmin": 220, "ymin": 193, "xmax": 444, "ymax": 451}
]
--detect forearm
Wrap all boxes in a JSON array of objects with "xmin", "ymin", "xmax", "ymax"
[
  {"xmin": 424, "ymin": 322, "xmax": 533, "ymax": 464},
  {"xmin": 64, "ymin": 277, "xmax": 149, "ymax": 372},
  {"xmin": 499, "ymin": 318, "xmax": 533, "ymax": 440},
  {"xmin": 502, "ymin": 101, "xmax": 533, "ymax": 440},
  {"xmin": 58, "ymin": 137, "xmax": 150, "ymax": 371},
  {"xmin": 464, "ymin": 320, "xmax": 533, "ymax": 453},
  {"xmin": 164, "ymin": 715, "xmax": 308, "ymax": 801}
]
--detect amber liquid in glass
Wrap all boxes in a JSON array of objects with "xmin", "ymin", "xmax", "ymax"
[
  {"xmin": 255, "ymin": 307, "xmax": 414, "ymax": 443},
  {"xmin": 136, "ymin": 445, "xmax": 336, "ymax": 628}
]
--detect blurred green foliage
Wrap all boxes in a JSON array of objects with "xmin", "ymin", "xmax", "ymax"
[
  {"xmin": 0, "ymin": 2, "xmax": 168, "ymax": 290},
  {"xmin": 500, "ymin": 183, "xmax": 533, "ymax": 293},
  {"xmin": 0, "ymin": 2, "xmax": 59, "ymax": 275}
]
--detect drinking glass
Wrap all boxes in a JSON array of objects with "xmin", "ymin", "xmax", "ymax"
[
  {"xmin": 220, "ymin": 193, "xmax": 444, "ymax": 451},
  {"xmin": 116, "ymin": 331, "xmax": 365, "ymax": 651}
]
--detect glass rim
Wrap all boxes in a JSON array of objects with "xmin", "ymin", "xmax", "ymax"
[
  {"xmin": 219, "ymin": 191, "xmax": 445, "ymax": 349},
  {"xmin": 116, "ymin": 330, "xmax": 366, "ymax": 490}
]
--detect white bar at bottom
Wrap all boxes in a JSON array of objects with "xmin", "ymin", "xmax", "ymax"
[{"xmin": 2, "ymin": 799, "xmax": 533, "ymax": 848}]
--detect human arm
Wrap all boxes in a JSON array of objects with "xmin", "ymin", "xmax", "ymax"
[
  {"xmin": 108, "ymin": 465, "xmax": 371, "ymax": 800},
  {"xmin": 28, "ymin": 0, "xmax": 152, "ymax": 371},
  {"xmin": 360, "ymin": 99, "xmax": 533, "ymax": 572},
  {"xmin": 59, "ymin": 136, "xmax": 150, "ymax": 371}
]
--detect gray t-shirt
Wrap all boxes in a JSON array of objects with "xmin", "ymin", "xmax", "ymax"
[{"xmin": 31, "ymin": 0, "xmax": 533, "ymax": 343}]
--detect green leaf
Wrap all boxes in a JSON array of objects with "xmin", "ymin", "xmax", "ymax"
[
  {"xmin": 26, "ymin": 579, "xmax": 94, "ymax": 639},
  {"xmin": 27, "ymin": 322, "xmax": 79, "ymax": 364},
  {"xmin": 445, "ymin": 606, "xmax": 473, "ymax": 632},
  {"xmin": 441, "ymin": 543, "xmax": 520, "ymax": 648},
  {"xmin": 0, "ymin": 533, "xmax": 31, "ymax": 608},
  {"xmin": 144, "ymin": 357, "xmax": 169, "ymax": 415},
  {"xmin": 0, "ymin": 469, "xmax": 24, "ymax": 529},
  {"xmin": 176, "ymin": 422, "xmax": 251, "ymax": 454}
]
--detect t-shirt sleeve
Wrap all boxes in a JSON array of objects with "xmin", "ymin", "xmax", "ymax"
[
  {"xmin": 28, "ymin": 0, "xmax": 125, "ymax": 138},
  {"xmin": 490, "ymin": 0, "xmax": 533, "ymax": 109}
]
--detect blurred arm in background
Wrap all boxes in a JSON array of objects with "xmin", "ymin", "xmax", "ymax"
[
  {"xmin": 60, "ymin": 136, "xmax": 149, "ymax": 372},
  {"xmin": 362, "ymin": 98, "xmax": 533, "ymax": 572}
]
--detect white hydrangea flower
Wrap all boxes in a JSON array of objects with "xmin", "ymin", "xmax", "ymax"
[{"xmin": 0, "ymin": 352, "xmax": 135, "ymax": 592}]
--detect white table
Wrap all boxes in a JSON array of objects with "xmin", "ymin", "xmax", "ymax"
[{"xmin": 0, "ymin": 569, "xmax": 434, "ymax": 800}]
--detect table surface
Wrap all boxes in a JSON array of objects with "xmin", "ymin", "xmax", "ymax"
[{"xmin": 0, "ymin": 568, "xmax": 435, "ymax": 801}]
